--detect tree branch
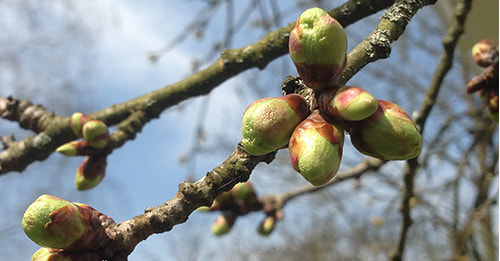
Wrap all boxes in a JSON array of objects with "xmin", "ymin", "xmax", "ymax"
[
  {"xmin": 389, "ymin": 1, "xmax": 472, "ymax": 260},
  {"xmin": 103, "ymin": 144, "xmax": 276, "ymax": 259},
  {"xmin": 0, "ymin": 0, "xmax": 397, "ymax": 175}
]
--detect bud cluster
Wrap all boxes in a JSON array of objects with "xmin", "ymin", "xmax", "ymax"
[
  {"xmin": 467, "ymin": 39, "xmax": 499, "ymax": 123},
  {"xmin": 22, "ymin": 195, "xmax": 113, "ymax": 259},
  {"xmin": 240, "ymin": 7, "xmax": 422, "ymax": 186},
  {"xmin": 198, "ymin": 182, "xmax": 282, "ymax": 236},
  {"xmin": 56, "ymin": 113, "xmax": 110, "ymax": 190}
]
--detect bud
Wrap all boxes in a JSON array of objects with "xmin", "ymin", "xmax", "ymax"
[
  {"xmin": 82, "ymin": 120, "xmax": 109, "ymax": 149},
  {"xmin": 257, "ymin": 216, "xmax": 276, "ymax": 236},
  {"xmin": 22, "ymin": 195, "xmax": 109, "ymax": 251},
  {"xmin": 472, "ymin": 39, "xmax": 497, "ymax": 67},
  {"xmin": 289, "ymin": 7, "xmax": 347, "ymax": 90},
  {"xmin": 75, "ymin": 156, "xmax": 107, "ymax": 190},
  {"xmin": 319, "ymin": 86, "xmax": 378, "ymax": 121},
  {"xmin": 196, "ymin": 206, "xmax": 211, "ymax": 212},
  {"xmin": 32, "ymin": 248, "xmax": 72, "ymax": 261},
  {"xmin": 487, "ymin": 91, "xmax": 499, "ymax": 123},
  {"xmin": 55, "ymin": 140, "xmax": 101, "ymax": 157},
  {"xmin": 31, "ymin": 248, "xmax": 53, "ymax": 261},
  {"xmin": 70, "ymin": 113, "xmax": 92, "ymax": 138},
  {"xmin": 230, "ymin": 182, "xmax": 254, "ymax": 201},
  {"xmin": 241, "ymin": 94, "xmax": 309, "ymax": 155},
  {"xmin": 210, "ymin": 191, "xmax": 233, "ymax": 211},
  {"xmin": 289, "ymin": 112, "xmax": 344, "ymax": 186},
  {"xmin": 22, "ymin": 195, "xmax": 86, "ymax": 250},
  {"xmin": 211, "ymin": 214, "xmax": 236, "ymax": 236},
  {"xmin": 349, "ymin": 100, "xmax": 422, "ymax": 160}
]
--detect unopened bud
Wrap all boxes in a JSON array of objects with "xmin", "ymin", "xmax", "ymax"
[
  {"xmin": 257, "ymin": 216, "xmax": 276, "ymax": 236},
  {"xmin": 22, "ymin": 195, "xmax": 86, "ymax": 250},
  {"xmin": 319, "ymin": 86, "xmax": 378, "ymax": 121},
  {"xmin": 22, "ymin": 195, "xmax": 110, "ymax": 251},
  {"xmin": 349, "ymin": 100, "xmax": 422, "ymax": 160},
  {"xmin": 289, "ymin": 7, "xmax": 347, "ymax": 90},
  {"xmin": 70, "ymin": 113, "xmax": 92, "ymax": 138},
  {"xmin": 75, "ymin": 156, "xmax": 106, "ymax": 191},
  {"xmin": 472, "ymin": 39, "xmax": 497, "ymax": 67},
  {"xmin": 241, "ymin": 94, "xmax": 309, "ymax": 155},
  {"xmin": 82, "ymin": 120, "xmax": 109, "ymax": 149},
  {"xmin": 211, "ymin": 214, "xmax": 236, "ymax": 236},
  {"xmin": 55, "ymin": 140, "xmax": 100, "ymax": 157},
  {"xmin": 230, "ymin": 182, "xmax": 254, "ymax": 201},
  {"xmin": 289, "ymin": 112, "xmax": 344, "ymax": 186}
]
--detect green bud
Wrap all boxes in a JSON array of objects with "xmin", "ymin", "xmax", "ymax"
[
  {"xmin": 472, "ymin": 39, "xmax": 497, "ymax": 67},
  {"xmin": 230, "ymin": 182, "xmax": 254, "ymax": 201},
  {"xmin": 31, "ymin": 247, "xmax": 52, "ymax": 261},
  {"xmin": 196, "ymin": 206, "xmax": 211, "ymax": 212},
  {"xmin": 32, "ymin": 248, "xmax": 72, "ymax": 261},
  {"xmin": 487, "ymin": 92, "xmax": 499, "ymax": 123},
  {"xmin": 349, "ymin": 100, "xmax": 422, "ymax": 160},
  {"xmin": 241, "ymin": 94, "xmax": 309, "ymax": 155},
  {"xmin": 70, "ymin": 113, "xmax": 92, "ymax": 138},
  {"xmin": 319, "ymin": 86, "xmax": 378, "ymax": 121},
  {"xmin": 82, "ymin": 120, "xmax": 109, "ymax": 149},
  {"xmin": 257, "ymin": 216, "xmax": 276, "ymax": 236},
  {"xmin": 55, "ymin": 140, "xmax": 99, "ymax": 157},
  {"xmin": 211, "ymin": 214, "xmax": 236, "ymax": 236},
  {"xmin": 75, "ymin": 156, "xmax": 106, "ymax": 191},
  {"xmin": 289, "ymin": 112, "xmax": 344, "ymax": 186},
  {"xmin": 289, "ymin": 7, "xmax": 347, "ymax": 90},
  {"xmin": 56, "ymin": 141, "xmax": 80, "ymax": 157},
  {"xmin": 22, "ymin": 195, "xmax": 86, "ymax": 250}
]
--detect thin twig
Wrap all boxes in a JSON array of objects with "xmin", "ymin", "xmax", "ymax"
[{"xmin": 389, "ymin": 1, "xmax": 473, "ymax": 260}]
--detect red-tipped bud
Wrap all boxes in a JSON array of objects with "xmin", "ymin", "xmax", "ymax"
[
  {"xmin": 289, "ymin": 7, "xmax": 347, "ymax": 90},
  {"xmin": 472, "ymin": 39, "xmax": 497, "ymax": 67},
  {"xmin": 70, "ymin": 113, "xmax": 92, "ymax": 138},
  {"xmin": 82, "ymin": 120, "xmax": 109, "ymax": 149},
  {"xmin": 55, "ymin": 140, "xmax": 102, "ymax": 157},
  {"xmin": 241, "ymin": 94, "xmax": 310, "ymax": 155},
  {"xmin": 22, "ymin": 195, "xmax": 108, "ymax": 251},
  {"xmin": 211, "ymin": 214, "xmax": 236, "ymax": 236},
  {"xmin": 289, "ymin": 112, "xmax": 344, "ymax": 186},
  {"xmin": 75, "ymin": 156, "xmax": 106, "ymax": 191},
  {"xmin": 349, "ymin": 100, "xmax": 422, "ymax": 160},
  {"xmin": 319, "ymin": 86, "xmax": 378, "ymax": 121}
]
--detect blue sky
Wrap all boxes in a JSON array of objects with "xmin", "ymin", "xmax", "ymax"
[{"xmin": 0, "ymin": 1, "xmax": 497, "ymax": 260}]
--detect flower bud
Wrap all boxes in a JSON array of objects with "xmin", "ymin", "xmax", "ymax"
[
  {"xmin": 487, "ymin": 91, "xmax": 499, "ymax": 123},
  {"xmin": 55, "ymin": 140, "xmax": 101, "ymax": 157},
  {"xmin": 22, "ymin": 195, "xmax": 109, "ymax": 251},
  {"xmin": 289, "ymin": 112, "xmax": 344, "ymax": 186},
  {"xmin": 289, "ymin": 7, "xmax": 347, "ymax": 90},
  {"xmin": 210, "ymin": 191, "xmax": 233, "ymax": 211},
  {"xmin": 257, "ymin": 216, "xmax": 276, "ymax": 236},
  {"xmin": 241, "ymin": 94, "xmax": 309, "ymax": 155},
  {"xmin": 319, "ymin": 86, "xmax": 378, "ymax": 121},
  {"xmin": 32, "ymin": 248, "xmax": 72, "ymax": 261},
  {"xmin": 472, "ymin": 39, "xmax": 497, "ymax": 67},
  {"xmin": 75, "ymin": 156, "xmax": 106, "ymax": 191},
  {"xmin": 22, "ymin": 195, "xmax": 86, "ymax": 250},
  {"xmin": 196, "ymin": 206, "xmax": 211, "ymax": 212},
  {"xmin": 82, "ymin": 120, "xmax": 109, "ymax": 149},
  {"xmin": 70, "ymin": 113, "xmax": 92, "ymax": 138},
  {"xmin": 211, "ymin": 214, "xmax": 236, "ymax": 236},
  {"xmin": 230, "ymin": 182, "xmax": 254, "ymax": 201},
  {"xmin": 31, "ymin": 247, "xmax": 53, "ymax": 261},
  {"xmin": 349, "ymin": 100, "xmax": 422, "ymax": 160}
]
